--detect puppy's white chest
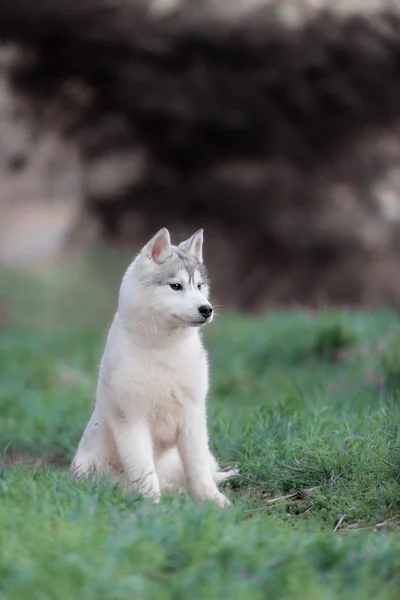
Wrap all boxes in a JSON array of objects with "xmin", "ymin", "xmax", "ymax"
[
  {"xmin": 150, "ymin": 380, "xmax": 186, "ymax": 453},
  {"xmin": 145, "ymin": 350, "xmax": 207, "ymax": 452}
]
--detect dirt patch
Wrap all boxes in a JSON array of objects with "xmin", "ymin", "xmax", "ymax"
[{"xmin": 0, "ymin": 450, "xmax": 68, "ymax": 470}]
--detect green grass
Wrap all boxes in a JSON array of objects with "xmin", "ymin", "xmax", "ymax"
[{"xmin": 1, "ymin": 262, "xmax": 400, "ymax": 599}]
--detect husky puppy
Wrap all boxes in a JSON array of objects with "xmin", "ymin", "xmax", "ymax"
[{"xmin": 71, "ymin": 228, "xmax": 238, "ymax": 506}]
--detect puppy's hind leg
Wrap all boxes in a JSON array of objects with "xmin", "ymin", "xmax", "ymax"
[
  {"xmin": 71, "ymin": 451, "xmax": 97, "ymax": 481},
  {"xmin": 209, "ymin": 451, "xmax": 240, "ymax": 486},
  {"xmin": 213, "ymin": 466, "xmax": 240, "ymax": 485},
  {"xmin": 156, "ymin": 447, "xmax": 186, "ymax": 493},
  {"xmin": 156, "ymin": 449, "xmax": 239, "ymax": 492},
  {"xmin": 70, "ymin": 413, "xmax": 110, "ymax": 481}
]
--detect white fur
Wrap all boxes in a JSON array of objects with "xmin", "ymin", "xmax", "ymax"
[{"xmin": 71, "ymin": 228, "xmax": 238, "ymax": 507}]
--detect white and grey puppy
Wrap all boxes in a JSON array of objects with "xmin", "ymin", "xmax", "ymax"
[{"xmin": 71, "ymin": 227, "xmax": 238, "ymax": 507}]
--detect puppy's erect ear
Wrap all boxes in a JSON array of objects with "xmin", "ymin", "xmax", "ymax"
[
  {"xmin": 178, "ymin": 229, "xmax": 204, "ymax": 262},
  {"xmin": 144, "ymin": 227, "xmax": 171, "ymax": 263}
]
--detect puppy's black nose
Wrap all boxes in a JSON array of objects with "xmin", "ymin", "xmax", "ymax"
[{"xmin": 198, "ymin": 305, "xmax": 213, "ymax": 319}]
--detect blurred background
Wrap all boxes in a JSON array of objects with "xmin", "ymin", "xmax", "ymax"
[{"xmin": 2, "ymin": 0, "xmax": 400, "ymax": 327}]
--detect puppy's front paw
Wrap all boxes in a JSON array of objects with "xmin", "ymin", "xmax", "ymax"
[
  {"xmin": 214, "ymin": 491, "xmax": 230, "ymax": 508},
  {"xmin": 142, "ymin": 490, "xmax": 161, "ymax": 503},
  {"xmin": 192, "ymin": 481, "xmax": 231, "ymax": 507}
]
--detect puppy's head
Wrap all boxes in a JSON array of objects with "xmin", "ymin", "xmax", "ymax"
[{"xmin": 119, "ymin": 228, "xmax": 213, "ymax": 328}]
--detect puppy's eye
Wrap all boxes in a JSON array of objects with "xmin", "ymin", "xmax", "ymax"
[
  {"xmin": 197, "ymin": 283, "xmax": 203, "ymax": 290},
  {"xmin": 170, "ymin": 283, "xmax": 183, "ymax": 291}
]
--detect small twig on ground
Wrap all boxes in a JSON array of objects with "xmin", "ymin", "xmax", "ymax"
[
  {"xmin": 244, "ymin": 486, "xmax": 321, "ymax": 513},
  {"xmin": 333, "ymin": 514, "xmax": 346, "ymax": 532},
  {"xmin": 335, "ymin": 515, "xmax": 400, "ymax": 534},
  {"xmin": 265, "ymin": 486, "xmax": 321, "ymax": 505}
]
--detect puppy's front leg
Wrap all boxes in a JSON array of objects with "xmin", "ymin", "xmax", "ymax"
[
  {"xmin": 178, "ymin": 402, "xmax": 230, "ymax": 507},
  {"xmin": 110, "ymin": 419, "xmax": 160, "ymax": 501}
]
